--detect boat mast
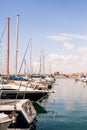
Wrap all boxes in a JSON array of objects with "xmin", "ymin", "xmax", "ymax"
[
  {"xmin": 30, "ymin": 38, "xmax": 32, "ymax": 75},
  {"xmin": 6, "ymin": 17, "xmax": 10, "ymax": 78},
  {"xmin": 39, "ymin": 49, "xmax": 45, "ymax": 75},
  {"xmin": 0, "ymin": 44, "xmax": 1, "ymax": 75},
  {"xmin": 15, "ymin": 15, "xmax": 19, "ymax": 75},
  {"xmin": 42, "ymin": 50, "xmax": 45, "ymax": 74},
  {"xmin": 39, "ymin": 50, "xmax": 42, "ymax": 75},
  {"xmin": 0, "ymin": 21, "xmax": 7, "ymax": 75},
  {"xmin": 50, "ymin": 60, "xmax": 52, "ymax": 75},
  {"xmin": 24, "ymin": 59, "xmax": 26, "ymax": 76}
]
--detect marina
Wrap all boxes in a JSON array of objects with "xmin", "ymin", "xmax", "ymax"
[
  {"xmin": 0, "ymin": 77, "xmax": 85, "ymax": 130},
  {"xmin": 0, "ymin": 1, "xmax": 87, "ymax": 130}
]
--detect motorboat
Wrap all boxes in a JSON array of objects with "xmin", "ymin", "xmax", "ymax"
[
  {"xmin": 1, "ymin": 89, "xmax": 49, "ymax": 101},
  {"xmin": 0, "ymin": 79, "xmax": 50, "ymax": 101},
  {"xmin": 0, "ymin": 112, "xmax": 16, "ymax": 130},
  {"xmin": 0, "ymin": 99, "xmax": 36, "ymax": 128}
]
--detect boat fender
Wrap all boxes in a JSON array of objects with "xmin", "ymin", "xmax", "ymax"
[
  {"xmin": 37, "ymin": 85, "xmax": 42, "ymax": 90},
  {"xmin": 47, "ymin": 85, "xmax": 52, "ymax": 89}
]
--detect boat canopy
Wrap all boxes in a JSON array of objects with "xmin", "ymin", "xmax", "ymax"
[
  {"xmin": 30, "ymin": 75, "xmax": 46, "ymax": 79},
  {"xmin": 2, "ymin": 75, "xmax": 28, "ymax": 81},
  {"xmin": 80, "ymin": 75, "xmax": 86, "ymax": 78}
]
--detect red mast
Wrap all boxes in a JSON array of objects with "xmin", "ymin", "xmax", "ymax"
[{"xmin": 7, "ymin": 17, "xmax": 10, "ymax": 78}]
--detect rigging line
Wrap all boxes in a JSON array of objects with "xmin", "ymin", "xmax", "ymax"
[
  {"xmin": 15, "ymin": 82, "xmax": 22, "ymax": 100},
  {"xmin": 18, "ymin": 38, "xmax": 31, "ymax": 75},
  {"xmin": 23, "ymin": 60, "xmax": 30, "ymax": 75},
  {"xmin": 0, "ymin": 21, "xmax": 7, "ymax": 43}
]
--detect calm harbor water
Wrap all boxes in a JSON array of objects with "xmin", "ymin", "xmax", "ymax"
[{"xmin": 8, "ymin": 78, "xmax": 87, "ymax": 130}]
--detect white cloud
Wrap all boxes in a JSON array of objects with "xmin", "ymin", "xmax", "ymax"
[
  {"xmin": 46, "ymin": 34, "xmax": 72, "ymax": 41},
  {"xmin": 46, "ymin": 33, "xmax": 87, "ymax": 42},
  {"xmin": 78, "ymin": 47, "xmax": 87, "ymax": 54},
  {"xmin": 45, "ymin": 53, "xmax": 87, "ymax": 73},
  {"xmin": 63, "ymin": 42, "xmax": 75, "ymax": 50},
  {"xmin": 62, "ymin": 33, "xmax": 87, "ymax": 41},
  {"xmin": 32, "ymin": 53, "xmax": 87, "ymax": 74}
]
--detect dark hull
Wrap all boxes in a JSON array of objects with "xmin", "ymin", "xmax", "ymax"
[
  {"xmin": 1, "ymin": 90, "xmax": 49, "ymax": 101},
  {"xmin": 0, "ymin": 110, "xmax": 36, "ymax": 128}
]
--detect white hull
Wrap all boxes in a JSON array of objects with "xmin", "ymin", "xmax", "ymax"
[
  {"xmin": 0, "ymin": 99, "xmax": 36, "ymax": 128},
  {"xmin": 0, "ymin": 113, "xmax": 13, "ymax": 130},
  {"xmin": 0, "ymin": 121, "xmax": 11, "ymax": 130}
]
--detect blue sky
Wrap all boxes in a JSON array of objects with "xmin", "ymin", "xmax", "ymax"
[{"xmin": 0, "ymin": 0, "xmax": 87, "ymax": 74}]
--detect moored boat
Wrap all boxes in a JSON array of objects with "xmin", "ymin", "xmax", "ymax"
[
  {"xmin": 0, "ymin": 99, "xmax": 36, "ymax": 128},
  {"xmin": 0, "ymin": 112, "xmax": 16, "ymax": 130},
  {"xmin": 0, "ymin": 79, "xmax": 50, "ymax": 101}
]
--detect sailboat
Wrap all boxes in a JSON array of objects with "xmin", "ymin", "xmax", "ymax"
[
  {"xmin": 0, "ymin": 81, "xmax": 49, "ymax": 101},
  {"xmin": 0, "ymin": 16, "xmax": 50, "ymax": 102},
  {"xmin": 0, "ymin": 17, "xmax": 37, "ymax": 130}
]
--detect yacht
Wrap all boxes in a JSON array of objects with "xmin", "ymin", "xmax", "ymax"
[
  {"xmin": 0, "ymin": 99, "xmax": 36, "ymax": 128},
  {"xmin": 0, "ymin": 80, "xmax": 49, "ymax": 101},
  {"xmin": 0, "ymin": 112, "xmax": 16, "ymax": 130}
]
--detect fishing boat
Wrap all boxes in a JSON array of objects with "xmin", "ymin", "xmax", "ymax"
[
  {"xmin": 0, "ymin": 99, "xmax": 36, "ymax": 128},
  {"xmin": 0, "ymin": 113, "xmax": 15, "ymax": 130}
]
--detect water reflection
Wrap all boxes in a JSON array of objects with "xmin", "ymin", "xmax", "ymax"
[
  {"xmin": 33, "ymin": 102, "xmax": 47, "ymax": 114},
  {"xmin": 36, "ymin": 78, "xmax": 87, "ymax": 130}
]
